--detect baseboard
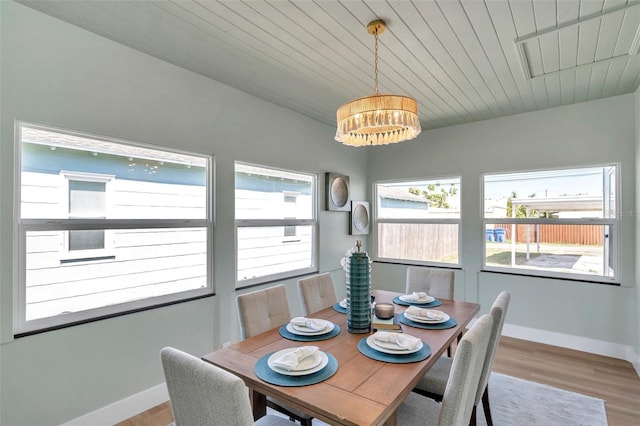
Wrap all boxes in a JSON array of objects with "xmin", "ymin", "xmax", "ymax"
[
  {"xmin": 59, "ymin": 383, "xmax": 168, "ymax": 426},
  {"xmin": 502, "ymin": 323, "xmax": 640, "ymax": 377}
]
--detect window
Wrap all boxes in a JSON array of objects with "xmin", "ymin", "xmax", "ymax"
[
  {"xmin": 483, "ymin": 165, "xmax": 618, "ymax": 283},
  {"xmin": 16, "ymin": 122, "xmax": 213, "ymax": 334},
  {"xmin": 235, "ymin": 162, "xmax": 316, "ymax": 287},
  {"xmin": 375, "ymin": 177, "xmax": 461, "ymax": 266}
]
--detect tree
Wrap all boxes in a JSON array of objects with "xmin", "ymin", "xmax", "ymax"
[
  {"xmin": 506, "ymin": 191, "xmax": 540, "ymax": 218},
  {"xmin": 409, "ymin": 183, "xmax": 458, "ymax": 208}
]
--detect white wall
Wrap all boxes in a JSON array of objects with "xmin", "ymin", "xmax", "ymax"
[
  {"xmin": 635, "ymin": 85, "xmax": 640, "ymax": 366},
  {"xmin": 0, "ymin": 2, "xmax": 366, "ymax": 424},
  {"xmin": 369, "ymin": 94, "xmax": 637, "ymax": 354}
]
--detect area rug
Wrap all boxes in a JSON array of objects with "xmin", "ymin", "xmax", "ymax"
[
  {"xmin": 397, "ymin": 373, "xmax": 608, "ymax": 426},
  {"xmin": 268, "ymin": 372, "xmax": 607, "ymax": 425}
]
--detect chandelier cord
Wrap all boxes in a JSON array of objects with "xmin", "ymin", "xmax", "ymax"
[{"xmin": 374, "ymin": 31, "xmax": 379, "ymax": 95}]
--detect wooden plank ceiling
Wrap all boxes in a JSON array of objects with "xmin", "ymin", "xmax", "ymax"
[{"xmin": 18, "ymin": 0, "xmax": 640, "ymax": 131}]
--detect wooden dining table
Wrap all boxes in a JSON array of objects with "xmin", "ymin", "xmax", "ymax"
[{"xmin": 202, "ymin": 289, "xmax": 480, "ymax": 426}]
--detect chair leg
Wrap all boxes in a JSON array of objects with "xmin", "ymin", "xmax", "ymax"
[
  {"xmin": 301, "ymin": 419, "xmax": 313, "ymax": 426},
  {"xmin": 469, "ymin": 405, "xmax": 477, "ymax": 426},
  {"xmin": 482, "ymin": 386, "xmax": 493, "ymax": 426},
  {"xmin": 447, "ymin": 345, "xmax": 452, "ymax": 357}
]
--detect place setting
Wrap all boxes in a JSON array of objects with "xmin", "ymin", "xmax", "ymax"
[
  {"xmin": 254, "ymin": 345, "xmax": 339, "ymax": 386},
  {"xmin": 279, "ymin": 316, "xmax": 341, "ymax": 341},
  {"xmin": 332, "ymin": 298, "xmax": 347, "ymax": 314},
  {"xmin": 357, "ymin": 331, "xmax": 431, "ymax": 363},
  {"xmin": 393, "ymin": 291, "xmax": 442, "ymax": 308},
  {"xmin": 399, "ymin": 306, "xmax": 458, "ymax": 329}
]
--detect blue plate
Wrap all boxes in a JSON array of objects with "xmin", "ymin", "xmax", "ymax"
[
  {"xmin": 279, "ymin": 323, "xmax": 341, "ymax": 341},
  {"xmin": 332, "ymin": 303, "xmax": 347, "ymax": 314},
  {"xmin": 392, "ymin": 296, "xmax": 442, "ymax": 308},
  {"xmin": 399, "ymin": 315, "xmax": 458, "ymax": 330},
  {"xmin": 254, "ymin": 352, "xmax": 338, "ymax": 386},
  {"xmin": 357, "ymin": 337, "xmax": 431, "ymax": 363}
]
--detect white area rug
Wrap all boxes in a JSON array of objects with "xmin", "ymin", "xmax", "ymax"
[
  {"xmin": 397, "ymin": 373, "xmax": 608, "ymax": 426},
  {"xmin": 269, "ymin": 372, "xmax": 607, "ymax": 425}
]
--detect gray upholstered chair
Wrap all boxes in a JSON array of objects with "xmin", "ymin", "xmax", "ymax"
[
  {"xmin": 405, "ymin": 266, "xmax": 455, "ymax": 300},
  {"xmin": 160, "ymin": 347, "xmax": 295, "ymax": 426},
  {"xmin": 406, "ymin": 266, "xmax": 456, "ymax": 355},
  {"xmin": 398, "ymin": 314, "xmax": 494, "ymax": 426},
  {"xmin": 236, "ymin": 285, "xmax": 313, "ymax": 426},
  {"xmin": 297, "ymin": 272, "xmax": 338, "ymax": 316},
  {"xmin": 412, "ymin": 291, "xmax": 511, "ymax": 426}
]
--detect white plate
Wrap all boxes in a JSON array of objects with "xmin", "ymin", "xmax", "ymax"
[
  {"xmin": 268, "ymin": 349, "xmax": 329, "ymax": 376},
  {"xmin": 404, "ymin": 310, "xmax": 449, "ymax": 324},
  {"xmin": 399, "ymin": 294, "xmax": 435, "ymax": 304},
  {"xmin": 287, "ymin": 321, "xmax": 334, "ymax": 336},
  {"xmin": 366, "ymin": 335, "xmax": 423, "ymax": 354}
]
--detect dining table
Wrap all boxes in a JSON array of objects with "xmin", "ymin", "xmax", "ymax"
[{"xmin": 201, "ymin": 289, "xmax": 480, "ymax": 426}]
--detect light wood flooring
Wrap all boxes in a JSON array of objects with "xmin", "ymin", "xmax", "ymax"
[{"xmin": 118, "ymin": 336, "xmax": 640, "ymax": 426}]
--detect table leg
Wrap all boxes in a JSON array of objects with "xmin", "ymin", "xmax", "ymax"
[
  {"xmin": 383, "ymin": 411, "xmax": 397, "ymax": 426},
  {"xmin": 250, "ymin": 389, "xmax": 267, "ymax": 420}
]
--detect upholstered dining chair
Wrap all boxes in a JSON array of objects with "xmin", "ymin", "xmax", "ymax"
[
  {"xmin": 398, "ymin": 314, "xmax": 494, "ymax": 426},
  {"xmin": 236, "ymin": 285, "xmax": 313, "ymax": 426},
  {"xmin": 412, "ymin": 291, "xmax": 511, "ymax": 426},
  {"xmin": 297, "ymin": 272, "xmax": 338, "ymax": 316},
  {"xmin": 405, "ymin": 266, "xmax": 455, "ymax": 300},
  {"xmin": 160, "ymin": 347, "xmax": 296, "ymax": 426},
  {"xmin": 406, "ymin": 266, "xmax": 456, "ymax": 355}
]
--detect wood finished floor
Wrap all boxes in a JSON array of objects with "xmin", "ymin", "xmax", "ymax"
[{"xmin": 117, "ymin": 336, "xmax": 640, "ymax": 426}]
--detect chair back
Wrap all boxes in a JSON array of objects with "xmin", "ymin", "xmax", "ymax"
[
  {"xmin": 237, "ymin": 284, "xmax": 291, "ymax": 339},
  {"xmin": 474, "ymin": 291, "xmax": 510, "ymax": 404},
  {"xmin": 438, "ymin": 314, "xmax": 493, "ymax": 426},
  {"xmin": 297, "ymin": 273, "xmax": 338, "ymax": 315},
  {"xmin": 160, "ymin": 347, "xmax": 254, "ymax": 426},
  {"xmin": 405, "ymin": 266, "xmax": 454, "ymax": 299}
]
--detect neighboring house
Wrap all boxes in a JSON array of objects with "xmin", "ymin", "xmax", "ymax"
[{"xmin": 21, "ymin": 128, "xmax": 208, "ymax": 321}]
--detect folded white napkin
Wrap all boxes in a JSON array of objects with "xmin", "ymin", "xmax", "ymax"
[
  {"xmin": 271, "ymin": 346, "xmax": 319, "ymax": 370},
  {"xmin": 290, "ymin": 317, "xmax": 327, "ymax": 331},
  {"xmin": 404, "ymin": 292, "xmax": 430, "ymax": 302},
  {"xmin": 339, "ymin": 298, "xmax": 347, "ymax": 308},
  {"xmin": 406, "ymin": 306, "xmax": 445, "ymax": 320},
  {"xmin": 373, "ymin": 332, "xmax": 421, "ymax": 350}
]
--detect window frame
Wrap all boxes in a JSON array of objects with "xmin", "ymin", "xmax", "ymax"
[
  {"xmin": 373, "ymin": 176, "xmax": 462, "ymax": 267},
  {"xmin": 481, "ymin": 164, "xmax": 620, "ymax": 284},
  {"xmin": 234, "ymin": 161, "xmax": 318, "ymax": 288},
  {"xmin": 14, "ymin": 121, "xmax": 214, "ymax": 335}
]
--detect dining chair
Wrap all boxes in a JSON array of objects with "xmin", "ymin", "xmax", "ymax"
[
  {"xmin": 297, "ymin": 272, "xmax": 338, "ymax": 316},
  {"xmin": 398, "ymin": 314, "xmax": 494, "ymax": 426},
  {"xmin": 406, "ymin": 266, "xmax": 456, "ymax": 355},
  {"xmin": 412, "ymin": 291, "xmax": 511, "ymax": 426},
  {"xmin": 405, "ymin": 266, "xmax": 454, "ymax": 300},
  {"xmin": 160, "ymin": 347, "xmax": 296, "ymax": 426},
  {"xmin": 236, "ymin": 284, "xmax": 314, "ymax": 426}
]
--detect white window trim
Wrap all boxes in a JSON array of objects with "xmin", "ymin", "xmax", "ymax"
[
  {"xmin": 373, "ymin": 176, "xmax": 462, "ymax": 267},
  {"xmin": 235, "ymin": 162, "xmax": 318, "ymax": 288},
  {"xmin": 481, "ymin": 164, "xmax": 620, "ymax": 284},
  {"xmin": 15, "ymin": 121, "xmax": 214, "ymax": 335}
]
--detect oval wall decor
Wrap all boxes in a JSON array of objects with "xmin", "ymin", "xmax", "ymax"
[
  {"xmin": 350, "ymin": 201, "xmax": 370, "ymax": 235},
  {"xmin": 326, "ymin": 173, "xmax": 350, "ymax": 211}
]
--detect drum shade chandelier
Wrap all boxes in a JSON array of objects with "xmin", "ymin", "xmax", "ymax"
[{"xmin": 335, "ymin": 20, "xmax": 421, "ymax": 147}]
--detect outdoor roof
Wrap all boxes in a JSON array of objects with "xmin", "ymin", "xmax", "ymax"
[{"xmin": 511, "ymin": 196, "xmax": 604, "ymax": 211}]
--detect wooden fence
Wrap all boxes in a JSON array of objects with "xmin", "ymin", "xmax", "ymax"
[
  {"xmin": 494, "ymin": 224, "xmax": 603, "ymax": 245},
  {"xmin": 378, "ymin": 223, "xmax": 458, "ymax": 262}
]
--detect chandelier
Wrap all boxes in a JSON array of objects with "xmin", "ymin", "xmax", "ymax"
[{"xmin": 335, "ymin": 20, "xmax": 421, "ymax": 147}]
